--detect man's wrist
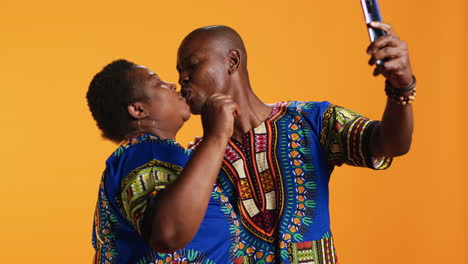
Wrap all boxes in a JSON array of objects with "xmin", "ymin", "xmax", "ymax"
[{"xmin": 385, "ymin": 75, "xmax": 417, "ymax": 105}]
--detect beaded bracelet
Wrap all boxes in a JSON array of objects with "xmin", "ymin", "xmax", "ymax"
[{"xmin": 385, "ymin": 76, "xmax": 417, "ymax": 105}]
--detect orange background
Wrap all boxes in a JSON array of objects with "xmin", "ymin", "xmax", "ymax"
[{"xmin": 1, "ymin": 0, "xmax": 466, "ymax": 263}]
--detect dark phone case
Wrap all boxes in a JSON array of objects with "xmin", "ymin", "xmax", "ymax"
[
  {"xmin": 360, "ymin": 0, "xmax": 386, "ymax": 42},
  {"xmin": 361, "ymin": 0, "xmax": 387, "ymax": 64}
]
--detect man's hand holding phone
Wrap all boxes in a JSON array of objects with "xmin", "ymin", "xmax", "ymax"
[
  {"xmin": 361, "ymin": 0, "xmax": 414, "ymax": 88},
  {"xmin": 366, "ymin": 21, "xmax": 414, "ymax": 89}
]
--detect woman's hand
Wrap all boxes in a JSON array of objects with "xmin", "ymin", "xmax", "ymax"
[{"xmin": 201, "ymin": 93, "xmax": 240, "ymax": 140}]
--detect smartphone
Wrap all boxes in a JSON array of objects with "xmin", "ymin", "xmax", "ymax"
[{"xmin": 360, "ymin": 0, "xmax": 386, "ymax": 42}]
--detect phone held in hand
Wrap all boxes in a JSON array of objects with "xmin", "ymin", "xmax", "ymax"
[
  {"xmin": 360, "ymin": 0, "xmax": 385, "ymax": 42},
  {"xmin": 361, "ymin": 0, "xmax": 387, "ymax": 65}
]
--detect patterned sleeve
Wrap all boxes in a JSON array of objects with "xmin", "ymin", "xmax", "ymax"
[
  {"xmin": 118, "ymin": 159, "xmax": 183, "ymax": 236},
  {"xmin": 320, "ymin": 104, "xmax": 392, "ymax": 172}
]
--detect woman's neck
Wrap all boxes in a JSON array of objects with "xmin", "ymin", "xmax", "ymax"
[{"xmin": 124, "ymin": 121, "xmax": 179, "ymax": 141}]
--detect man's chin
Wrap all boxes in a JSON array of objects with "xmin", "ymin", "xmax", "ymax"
[
  {"xmin": 189, "ymin": 104, "xmax": 202, "ymax": 115},
  {"xmin": 183, "ymin": 114, "xmax": 191, "ymax": 122}
]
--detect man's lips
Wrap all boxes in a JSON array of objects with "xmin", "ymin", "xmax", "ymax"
[
  {"xmin": 181, "ymin": 89, "xmax": 191, "ymax": 103},
  {"xmin": 178, "ymin": 93, "xmax": 186, "ymax": 101}
]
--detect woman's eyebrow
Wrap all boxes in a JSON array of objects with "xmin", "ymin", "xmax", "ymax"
[{"xmin": 149, "ymin": 73, "xmax": 160, "ymax": 80}]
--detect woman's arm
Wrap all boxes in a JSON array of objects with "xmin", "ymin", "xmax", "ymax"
[{"xmin": 146, "ymin": 94, "xmax": 238, "ymax": 253}]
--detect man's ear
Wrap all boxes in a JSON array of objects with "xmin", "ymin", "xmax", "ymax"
[
  {"xmin": 227, "ymin": 49, "xmax": 241, "ymax": 75},
  {"xmin": 127, "ymin": 102, "xmax": 146, "ymax": 119}
]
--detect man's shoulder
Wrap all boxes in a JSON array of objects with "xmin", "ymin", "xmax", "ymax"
[{"xmin": 279, "ymin": 100, "xmax": 332, "ymax": 115}]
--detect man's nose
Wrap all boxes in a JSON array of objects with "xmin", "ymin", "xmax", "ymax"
[{"xmin": 178, "ymin": 73, "xmax": 189, "ymax": 87}]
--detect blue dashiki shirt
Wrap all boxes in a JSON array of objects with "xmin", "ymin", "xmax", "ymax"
[
  {"xmin": 92, "ymin": 134, "xmax": 236, "ymax": 264},
  {"xmin": 218, "ymin": 101, "xmax": 392, "ymax": 264}
]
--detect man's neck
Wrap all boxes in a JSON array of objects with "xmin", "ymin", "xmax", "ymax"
[{"xmin": 229, "ymin": 86, "xmax": 273, "ymax": 143}]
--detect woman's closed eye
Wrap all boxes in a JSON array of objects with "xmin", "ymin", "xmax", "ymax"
[
  {"xmin": 157, "ymin": 81, "xmax": 176, "ymax": 91},
  {"xmin": 157, "ymin": 82, "xmax": 169, "ymax": 89}
]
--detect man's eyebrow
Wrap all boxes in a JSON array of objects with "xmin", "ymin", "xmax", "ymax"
[
  {"xmin": 176, "ymin": 56, "xmax": 194, "ymax": 71},
  {"xmin": 182, "ymin": 55, "xmax": 195, "ymax": 64}
]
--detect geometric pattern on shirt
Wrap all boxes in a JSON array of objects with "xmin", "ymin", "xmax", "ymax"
[
  {"xmin": 319, "ymin": 105, "xmax": 392, "ymax": 174},
  {"xmin": 135, "ymin": 248, "xmax": 215, "ymax": 264},
  {"xmin": 287, "ymin": 237, "xmax": 338, "ymax": 264},
  {"xmin": 119, "ymin": 159, "xmax": 182, "ymax": 234},
  {"xmin": 221, "ymin": 103, "xmax": 287, "ymax": 243},
  {"xmin": 93, "ymin": 173, "xmax": 119, "ymax": 264},
  {"xmin": 276, "ymin": 102, "xmax": 320, "ymax": 259},
  {"xmin": 232, "ymin": 237, "xmax": 338, "ymax": 264},
  {"xmin": 221, "ymin": 102, "xmax": 343, "ymax": 264}
]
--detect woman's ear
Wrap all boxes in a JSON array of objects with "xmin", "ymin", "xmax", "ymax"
[
  {"xmin": 227, "ymin": 49, "xmax": 240, "ymax": 75},
  {"xmin": 127, "ymin": 102, "xmax": 146, "ymax": 119}
]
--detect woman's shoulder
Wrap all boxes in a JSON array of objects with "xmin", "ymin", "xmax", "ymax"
[
  {"xmin": 103, "ymin": 134, "xmax": 189, "ymax": 191},
  {"xmin": 106, "ymin": 134, "xmax": 190, "ymax": 169},
  {"xmin": 112, "ymin": 134, "xmax": 188, "ymax": 156}
]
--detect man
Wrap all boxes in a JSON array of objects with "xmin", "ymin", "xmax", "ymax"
[{"xmin": 177, "ymin": 23, "xmax": 414, "ymax": 263}]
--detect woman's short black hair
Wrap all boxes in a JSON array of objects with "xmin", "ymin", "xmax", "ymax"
[{"xmin": 86, "ymin": 59, "xmax": 143, "ymax": 143}]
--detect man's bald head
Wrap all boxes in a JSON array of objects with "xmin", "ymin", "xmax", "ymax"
[{"xmin": 178, "ymin": 25, "xmax": 248, "ymax": 70}]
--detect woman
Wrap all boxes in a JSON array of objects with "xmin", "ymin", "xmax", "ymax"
[{"xmin": 87, "ymin": 59, "xmax": 239, "ymax": 263}]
